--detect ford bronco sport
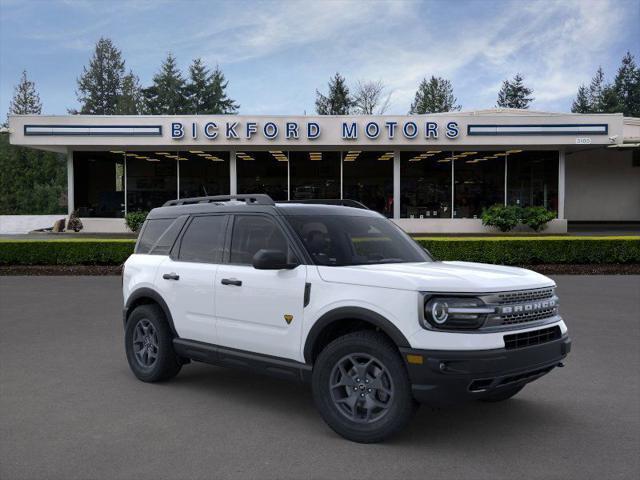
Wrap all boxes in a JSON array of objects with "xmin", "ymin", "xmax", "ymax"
[{"xmin": 122, "ymin": 194, "xmax": 571, "ymax": 443}]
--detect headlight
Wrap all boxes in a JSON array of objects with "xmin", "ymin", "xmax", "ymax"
[{"xmin": 423, "ymin": 296, "xmax": 495, "ymax": 330}]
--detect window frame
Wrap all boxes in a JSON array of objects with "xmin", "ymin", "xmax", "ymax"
[{"xmin": 170, "ymin": 213, "xmax": 230, "ymax": 265}]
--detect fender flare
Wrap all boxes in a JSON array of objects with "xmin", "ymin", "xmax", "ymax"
[
  {"xmin": 303, "ymin": 306, "xmax": 410, "ymax": 363},
  {"xmin": 124, "ymin": 287, "xmax": 178, "ymax": 337}
]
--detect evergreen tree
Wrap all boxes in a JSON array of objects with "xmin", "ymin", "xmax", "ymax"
[
  {"xmin": 207, "ymin": 65, "xmax": 239, "ymax": 114},
  {"xmin": 8, "ymin": 70, "xmax": 42, "ymax": 116},
  {"xmin": 143, "ymin": 53, "xmax": 188, "ymax": 114},
  {"xmin": 496, "ymin": 74, "xmax": 534, "ymax": 109},
  {"xmin": 116, "ymin": 71, "xmax": 144, "ymax": 115},
  {"xmin": 409, "ymin": 76, "xmax": 460, "ymax": 114},
  {"xmin": 571, "ymin": 85, "xmax": 591, "ymax": 113},
  {"xmin": 185, "ymin": 59, "xmax": 239, "ymax": 114},
  {"xmin": 315, "ymin": 73, "xmax": 353, "ymax": 115},
  {"xmin": 613, "ymin": 51, "xmax": 640, "ymax": 117},
  {"xmin": 587, "ymin": 67, "xmax": 607, "ymax": 112},
  {"xmin": 75, "ymin": 37, "xmax": 126, "ymax": 114}
]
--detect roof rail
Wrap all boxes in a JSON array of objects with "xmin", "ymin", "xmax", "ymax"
[
  {"xmin": 277, "ymin": 199, "xmax": 369, "ymax": 209},
  {"xmin": 163, "ymin": 194, "xmax": 275, "ymax": 207}
]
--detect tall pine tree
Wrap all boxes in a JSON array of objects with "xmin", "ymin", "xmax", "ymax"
[
  {"xmin": 496, "ymin": 74, "xmax": 534, "ymax": 109},
  {"xmin": 571, "ymin": 85, "xmax": 591, "ymax": 113},
  {"xmin": 613, "ymin": 51, "xmax": 640, "ymax": 117},
  {"xmin": 8, "ymin": 70, "xmax": 42, "ymax": 117},
  {"xmin": 116, "ymin": 71, "xmax": 144, "ymax": 115},
  {"xmin": 75, "ymin": 38, "xmax": 126, "ymax": 114},
  {"xmin": 207, "ymin": 65, "xmax": 239, "ymax": 114},
  {"xmin": 143, "ymin": 53, "xmax": 188, "ymax": 114},
  {"xmin": 409, "ymin": 76, "xmax": 460, "ymax": 114},
  {"xmin": 185, "ymin": 59, "xmax": 239, "ymax": 114},
  {"xmin": 315, "ymin": 73, "xmax": 353, "ymax": 115}
]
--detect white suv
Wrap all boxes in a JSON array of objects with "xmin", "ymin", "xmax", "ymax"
[{"xmin": 122, "ymin": 194, "xmax": 571, "ymax": 443}]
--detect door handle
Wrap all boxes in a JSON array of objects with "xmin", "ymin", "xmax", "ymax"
[
  {"xmin": 221, "ymin": 278, "xmax": 242, "ymax": 286},
  {"xmin": 162, "ymin": 272, "xmax": 180, "ymax": 281}
]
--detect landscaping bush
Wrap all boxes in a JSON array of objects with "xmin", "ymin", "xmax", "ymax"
[
  {"xmin": 415, "ymin": 237, "xmax": 640, "ymax": 265},
  {"xmin": 481, "ymin": 205, "xmax": 521, "ymax": 232},
  {"xmin": 521, "ymin": 206, "xmax": 556, "ymax": 232},
  {"xmin": 125, "ymin": 211, "xmax": 148, "ymax": 233},
  {"xmin": 0, "ymin": 240, "xmax": 135, "ymax": 265}
]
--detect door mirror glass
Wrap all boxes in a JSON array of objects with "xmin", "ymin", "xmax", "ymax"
[{"xmin": 252, "ymin": 249, "xmax": 297, "ymax": 270}]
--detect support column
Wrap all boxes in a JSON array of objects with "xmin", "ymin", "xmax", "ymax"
[
  {"xmin": 558, "ymin": 149, "xmax": 566, "ymax": 219},
  {"xmin": 66, "ymin": 149, "xmax": 74, "ymax": 216},
  {"xmin": 393, "ymin": 150, "xmax": 400, "ymax": 220},
  {"xmin": 229, "ymin": 150, "xmax": 237, "ymax": 195}
]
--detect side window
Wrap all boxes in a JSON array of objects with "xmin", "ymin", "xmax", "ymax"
[
  {"xmin": 136, "ymin": 218, "xmax": 173, "ymax": 254},
  {"xmin": 230, "ymin": 216, "xmax": 291, "ymax": 265},
  {"xmin": 149, "ymin": 216, "xmax": 188, "ymax": 255},
  {"xmin": 178, "ymin": 215, "xmax": 227, "ymax": 263}
]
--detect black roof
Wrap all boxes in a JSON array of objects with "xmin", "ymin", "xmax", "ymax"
[{"xmin": 147, "ymin": 195, "xmax": 382, "ymax": 220}]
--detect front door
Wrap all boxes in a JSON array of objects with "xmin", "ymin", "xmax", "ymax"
[{"xmin": 215, "ymin": 214, "xmax": 307, "ymax": 361}]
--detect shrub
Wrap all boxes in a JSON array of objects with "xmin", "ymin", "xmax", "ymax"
[
  {"xmin": 125, "ymin": 211, "xmax": 148, "ymax": 233},
  {"xmin": 481, "ymin": 205, "xmax": 521, "ymax": 232},
  {"xmin": 0, "ymin": 240, "xmax": 135, "ymax": 265},
  {"xmin": 67, "ymin": 210, "xmax": 83, "ymax": 232},
  {"xmin": 521, "ymin": 206, "xmax": 556, "ymax": 232}
]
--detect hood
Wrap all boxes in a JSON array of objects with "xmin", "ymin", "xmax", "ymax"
[{"xmin": 316, "ymin": 261, "xmax": 555, "ymax": 293}]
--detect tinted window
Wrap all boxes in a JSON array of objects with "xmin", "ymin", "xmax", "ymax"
[
  {"xmin": 136, "ymin": 218, "xmax": 173, "ymax": 254},
  {"xmin": 178, "ymin": 215, "xmax": 227, "ymax": 263},
  {"xmin": 149, "ymin": 216, "xmax": 188, "ymax": 255},
  {"xmin": 230, "ymin": 216, "xmax": 291, "ymax": 264},
  {"xmin": 286, "ymin": 215, "xmax": 431, "ymax": 266}
]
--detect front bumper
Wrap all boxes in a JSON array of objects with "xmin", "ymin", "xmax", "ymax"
[{"xmin": 400, "ymin": 334, "xmax": 571, "ymax": 405}]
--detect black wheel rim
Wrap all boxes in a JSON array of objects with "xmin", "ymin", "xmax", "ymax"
[
  {"xmin": 329, "ymin": 353, "xmax": 395, "ymax": 423},
  {"xmin": 133, "ymin": 319, "xmax": 159, "ymax": 368}
]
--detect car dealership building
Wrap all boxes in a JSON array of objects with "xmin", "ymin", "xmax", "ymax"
[{"xmin": 7, "ymin": 109, "xmax": 640, "ymax": 233}]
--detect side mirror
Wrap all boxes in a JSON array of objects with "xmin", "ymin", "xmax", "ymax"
[{"xmin": 252, "ymin": 249, "xmax": 297, "ymax": 270}]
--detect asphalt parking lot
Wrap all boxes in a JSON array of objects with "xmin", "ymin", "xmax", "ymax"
[{"xmin": 1, "ymin": 275, "xmax": 639, "ymax": 480}]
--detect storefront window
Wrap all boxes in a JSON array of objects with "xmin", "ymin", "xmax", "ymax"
[
  {"xmin": 290, "ymin": 151, "xmax": 340, "ymax": 200},
  {"xmin": 126, "ymin": 152, "xmax": 177, "ymax": 212},
  {"xmin": 343, "ymin": 151, "xmax": 394, "ymax": 216},
  {"xmin": 236, "ymin": 151, "xmax": 288, "ymax": 201},
  {"xmin": 73, "ymin": 151, "xmax": 125, "ymax": 217},
  {"xmin": 453, "ymin": 151, "xmax": 505, "ymax": 218},
  {"xmin": 177, "ymin": 151, "xmax": 230, "ymax": 198},
  {"xmin": 400, "ymin": 151, "xmax": 452, "ymax": 218},
  {"xmin": 507, "ymin": 150, "xmax": 558, "ymax": 212}
]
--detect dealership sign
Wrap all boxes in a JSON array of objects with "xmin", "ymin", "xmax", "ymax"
[{"xmin": 170, "ymin": 120, "xmax": 461, "ymax": 141}]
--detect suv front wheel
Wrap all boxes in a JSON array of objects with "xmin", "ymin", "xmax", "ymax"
[
  {"xmin": 125, "ymin": 304, "xmax": 182, "ymax": 382},
  {"xmin": 312, "ymin": 331, "xmax": 417, "ymax": 443}
]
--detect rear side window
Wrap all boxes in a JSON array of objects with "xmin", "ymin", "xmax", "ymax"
[
  {"xmin": 136, "ymin": 218, "xmax": 174, "ymax": 254},
  {"xmin": 178, "ymin": 215, "xmax": 228, "ymax": 263},
  {"xmin": 149, "ymin": 216, "xmax": 188, "ymax": 255}
]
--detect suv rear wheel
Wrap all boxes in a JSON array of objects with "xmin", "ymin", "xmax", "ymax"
[
  {"xmin": 312, "ymin": 331, "xmax": 417, "ymax": 443},
  {"xmin": 125, "ymin": 304, "xmax": 182, "ymax": 382}
]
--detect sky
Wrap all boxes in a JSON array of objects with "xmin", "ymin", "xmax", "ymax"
[{"xmin": 0, "ymin": 0, "xmax": 638, "ymax": 117}]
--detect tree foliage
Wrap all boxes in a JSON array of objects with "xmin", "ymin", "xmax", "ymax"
[
  {"xmin": 186, "ymin": 59, "xmax": 239, "ymax": 114},
  {"xmin": 8, "ymin": 70, "xmax": 42, "ymax": 117},
  {"xmin": 496, "ymin": 74, "xmax": 534, "ymax": 109},
  {"xmin": 116, "ymin": 71, "xmax": 145, "ymax": 115},
  {"xmin": 353, "ymin": 80, "xmax": 391, "ymax": 114},
  {"xmin": 143, "ymin": 53, "xmax": 188, "ymax": 114},
  {"xmin": 409, "ymin": 76, "xmax": 460, "ymax": 114},
  {"xmin": 315, "ymin": 73, "xmax": 354, "ymax": 115}
]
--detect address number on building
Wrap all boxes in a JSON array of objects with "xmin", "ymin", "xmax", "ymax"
[{"xmin": 576, "ymin": 137, "xmax": 592, "ymax": 144}]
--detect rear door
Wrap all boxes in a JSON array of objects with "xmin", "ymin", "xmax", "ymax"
[
  {"xmin": 155, "ymin": 214, "xmax": 229, "ymax": 344},
  {"xmin": 214, "ymin": 214, "xmax": 307, "ymax": 361}
]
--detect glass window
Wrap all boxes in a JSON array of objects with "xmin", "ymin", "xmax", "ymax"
[
  {"xmin": 126, "ymin": 152, "xmax": 177, "ymax": 212},
  {"xmin": 286, "ymin": 215, "xmax": 431, "ymax": 266},
  {"xmin": 401, "ymin": 151, "xmax": 452, "ymax": 218},
  {"xmin": 453, "ymin": 151, "xmax": 505, "ymax": 218},
  {"xmin": 178, "ymin": 215, "xmax": 228, "ymax": 263},
  {"xmin": 236, "ymin": 151, "xmax": 288, "ymax": 201},
  {"xmin": 290, "ymin": 151, "xmax": 340, "ymax": 200},
  {"xmin": 73, "ymin": 151, "xmax": 125, "ymax": 218},
  {"xmin": 507, "ymin": 150, "xmax": 558, "ymax": 212},
  {"xmin": 230, "ymin": 215, "xmax": 290, "ymax": 264},
  {"xmin": 149, "ymin": 216, "xmax": 188, "ymax": 255},
  {"xmin": 178, "ymin": 151, "xmax": 230, "ymax": 198},
  {"xmin": 343, "ymin": 151, "xmax": 394, "ymax": 217},
  {"xmin": 137, "ymin": 218, "xmax": 174, "ymax": 254}
]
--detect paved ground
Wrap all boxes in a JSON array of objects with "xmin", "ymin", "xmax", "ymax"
[{"xmin": 1, "ymin": 276, "xmax": 638, "ymax": 480}]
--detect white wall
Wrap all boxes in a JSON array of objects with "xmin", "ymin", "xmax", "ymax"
[{"xmin": 565, "ymin": 149, "xmax": 640, "ymax": 221}]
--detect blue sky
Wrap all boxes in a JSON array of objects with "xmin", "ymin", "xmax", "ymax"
[{"xmin": 1, "ymin": 0, "xmax": 638, "ymax": 117}]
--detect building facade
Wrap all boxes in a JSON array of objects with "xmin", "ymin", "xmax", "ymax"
[{"xmin": 8, "ymin": 109, "xmax": 640, "ymax": 233}]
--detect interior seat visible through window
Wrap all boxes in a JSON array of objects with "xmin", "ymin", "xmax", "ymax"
[{"xmin": 230, "ymin": 216, "xmax": 291, "ymax": 265}]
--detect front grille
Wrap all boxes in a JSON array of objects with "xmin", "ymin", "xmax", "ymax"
[
  {"xmin": 504, "ymin": 326, "xmax": 561, "ymax": 350},
  {"xmin": 497, "ymin": 288, "xmax": 555, "ymax": 305},
  {"xmin": 501, "ymin": 307, "xmax": 558, "ymax": 325},
  {"xmin": 485, "ymin": 287, "xmax": 558, "ymax": 327}
]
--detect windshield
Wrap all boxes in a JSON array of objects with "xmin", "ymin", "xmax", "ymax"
[{"xmin": 285, "ymin": 215, "xmax": 432, "ymax": 266}]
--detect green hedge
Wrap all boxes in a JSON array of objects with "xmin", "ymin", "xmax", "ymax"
[
  {"xmin": 415, "ymin": 237, "xmax": 640, "ymax": 265},
  {"xmin": 0, "ymin": 237, "xmax": 638, "ymax": 266},
  {"xmin": 0, "ymin": 239, "xmax": 136, "ymax": 265}
]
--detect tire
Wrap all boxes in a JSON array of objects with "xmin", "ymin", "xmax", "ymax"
[
  {"xmin": 479, "ymin": 384, "xmax": 524, "ymax": 402},
  {"xmin": 312, "ymin": 331, "xmax": 417, "ymax": 443},
  {"xmin": 125, "ymin": 304, "xmax": 182, "ymax": 382}
]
